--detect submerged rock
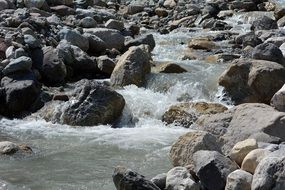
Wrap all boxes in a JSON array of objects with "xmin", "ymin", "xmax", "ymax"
[
  {"xmin": 155, "ymin": 62, "xmax": 187, "ymax": 73},
  {"xmin": 162, "ymin": 102, "xmax": 227, "ymax": 128}
]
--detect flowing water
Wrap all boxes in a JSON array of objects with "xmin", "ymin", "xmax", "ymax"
[{"xmin": 0, "ymin": 29, "xmax": 234, "ymax": 189}]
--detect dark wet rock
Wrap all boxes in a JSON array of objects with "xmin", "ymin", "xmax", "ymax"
[
  {"xmin": 0, "ymin": 141, "xmax": 32, "ymax": 156},
  {"xmin": 235, "ymin": 32, "xmax": 262, "ymax": 48},
  {"xmin": 2, "ymin": 56, "xmax": 32, "ymax": 76},
  {"xmin": 24, "ymin": 34, "xmax": 41, "ymax": 49},
  {"xmin": 193, "ymin": 150, "xmax": 238, "ymax": 190},
  {"xmin": 125, "ymin": 34, "xmax": 156, "ymax": 51},
  {"xmin": 155, "ymin": 62, "xmax": 187, "ymax": 73},
  {"xmin": 274, "ymin": 6, "xmax": 285, "ymax": 20},
  {"xmin": 151, "ymin": 173, "xmax": 166, "ymax": 190},
  {"xmin": 195, "ymin": 103, "xmax": 285, "ymax": 154},
  {"xmin": 219, "ymin": 59, "xmax": 285, "ymax": 104},
  {"xmin": 113, "ymin": 166, "xmax": 160, "ymax": 190},
  {"xmin": 252, "ymin": 43, "xmax": 284, "ymax": 65},
  {"xmin": 41, "ymin": 46, "xmax": 67, "ymax": 84},
  {"xmin": 84, "ymin": 33, "xmax": 107, "ymax": 55},
  {"xmin": 96, "ymin": 55, "xmax": 115, "ymax": 77},
  {"xmin": 251, "ymin": 156, "xmax": 285, "ymax": 190},
  {"xmin": 170, "ymin": 131, "xmax": 222, "ymax": 167},
  {"xmin": 251, "ymin": 16, "xmax": 278, "ymax": 31},
  {"xmin": 79, "ymin": 16, "xmax": 97, "ymax": 28},
  {"xmin": 0, "ymin": 71, "xmax": 41, "ymax": 117},
  {"xmin": 24, "ymin": 0, "xmax": 45, "ymax": 9},
  {"xmin": 61, "ymin": 80, "xmax": 125, "ymax": 126},
  {"xmin": 110, "ymin": 46, "xmax": 151, "ymax": 87}
]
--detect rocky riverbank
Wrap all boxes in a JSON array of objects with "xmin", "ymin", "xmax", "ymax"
[{"xmin": 1, "ymin": 0, "xmax": 285, "ymax": 189}]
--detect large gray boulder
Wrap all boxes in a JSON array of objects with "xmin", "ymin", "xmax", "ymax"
[
  {"xmin": 24, "ymin": 0, "xmax": 45, "ymax": 8},
  {"xmin": 110, "ymin": 46, "xmax": 151, "ymax": 87},
  {"xmin": 252, "ymin": 43, "xmax": 284, "ymax": 65},
  {"xmin": 170, "ymin": 131, "xmax": 222, "ymax": 167},
  {"xmin": 165, "ymin": 167, "xmax": 200, "ymax": 190},
  {"xmin": 219, "ymin": 59, "xmax": 285, "ymax": 104},
  {"xmin": 193, "ymin": 150, "xmax": 238, "ymax": 190},
  {"xmin": 83, "ymin": 28, "xmax": 125, "ymax": 51},
  {"xmin": 195, "ymin": 103, "xmax": 285, "ymax": 154},
  {"xmin": 251, "ymin": 156, "xmax": 285, "ymax": 190},
  {"xmin": 113, "ymin": 166, "xmax": 160, "ymax": 190},
  {"xmin": 61, "ymin": 80, "xmax": 125, "ymax": 126},
  {"xmin": 83, "ymin": 33, "xmax": 107, "ymax": 54}
]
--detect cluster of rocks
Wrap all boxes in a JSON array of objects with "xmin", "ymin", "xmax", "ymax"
[{"xmin": 108, "ymin": 0, "xmax": 285, "ymax": 189}]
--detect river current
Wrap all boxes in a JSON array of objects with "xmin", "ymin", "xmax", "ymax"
[{"xmin": 0, "ymin": 13, "xmax": 258, "ymax": 189}]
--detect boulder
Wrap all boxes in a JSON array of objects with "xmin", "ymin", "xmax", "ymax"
[
  {"xmin": 252, "ymin": 43, "xmax": 284, "ymax": 65},
  {"xmin": 271, "ymin": 84, "xmax": 285, "ymax": 111},
  {"xmin": 151, "ymin": 173, "xmax": 166, "ymax": 190},
  {"xmin": 24, "ymin": 35, "xmax": 41, "ymax": 49},
  {"xmin": 110, "ymin": 46, "xmax": 151, "ymax": 87},
  {"xmin": 155, "ymin": 62, "xmax": 187, "ymax": 73},
  {"xmin": 241, "ymin": 148, "xmax": 271, "ymax": 174},
  {"xmin": 225, "ymin": 169, "xmax": 252, "ymax": 190},
  {"xmin": 1, "ymin": 71, "xmax": 41, "ymax": 116},
  {"xmin": 274, "ymin": 6, "xmax": 285, "ymax": 20},
  {"xmin": 0, "ymin": 0, "xmax": 9, "ymax": 11},
  {"xmin": 50, "ymin": 5, "xmax": 75, "ymax": 16},
  {"xmin": 193, "ymin": 150, "xmax": 238, "ymax": 190},
  {"xmin": 164, "ymin": 0, "xmax": 176, "ymax": 9},
  {"xmin": 83, "ymin": 28, "xmax": 125, "ymax": 51},
  {"xmin": 79, "ymin": 17, "xmax": 97, "ymax": 28},
  {"xmin": 0, "ymin": 141, "xmax": 19, "ymax": 154},
  {"xmin": 165, "ymin": 167, "xmax": 200, "ymax": 190},
  {"xmin": 195, "ymin": 103, "xmax": 285, "ymax": 154},
  {"xmin": 41, "ymin": 47, "xmax": 66, "ymax": 84},
  {"xmin": 235, "ymin": 32, "xmax": 262, "ymax": 48},
  {"xmin": 229, "ymin": 139, "xmax": 258, "ymax": 166},
  {"xmin": 251, "ymin": 156, "xmax": 285, "ymax": 190},
  {"xmin": 219, "ymin": 59, "xmax": 285, "ymax": 104},
  {"xmin": 278, "ymin": 15, "xmax": 285, "ymax": 27},
  {"xmin": 170, "ymin": 131, "xmax": 222, "ymax": 167},
  {"xmin": 61, "ymin": 80, "xmax": 125, "ymax": 126},
  {"xmin": 113, "ymin": 166, "xmax": 160, "ymax": 190},
  {"xmin": 105, "ymin": 19, "xmax": 124, "ymax": 31},
  {"xmin": 125, "ymin": 34, "xmax": 156, "ymax": 51},
  {"xmin": 188, "ymin": 37, "xmax": 217, "ymax": 50},
  {"xmin": 251, "ymin": 16, "xmax": 278, "ymax": 31},
  {"xmin": 96, "ymin": 55, "xmax": 115, "ymax": 76},
  {"xmin": 162, "ymin": 102, "xmax": 228, "ymax": 128},
  {"xmin": 84, "ymin": 33, "xmax": 107, "ymax": 55},
  {"xmin": 24, "ymin": 0, "xmax": 45, "ymax": 8},
  {"xmin": 126, "ymin": 5, "xmax": 144, "ymax": 15},
  {"xmin": 58, "ymin": 28, "xmax": 89, "ymax": 52},
  {"xmin": 2, "ymin": 56, "xmax": 32, "ymax": 76},
  {"xmin": 155, "ymin": 7, "xmax": 168, "ymax": 17}
]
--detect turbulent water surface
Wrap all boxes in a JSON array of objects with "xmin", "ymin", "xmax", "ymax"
[{"xmin": 0, "ymin": 31, "xmax": 229, "ymax": 190}]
